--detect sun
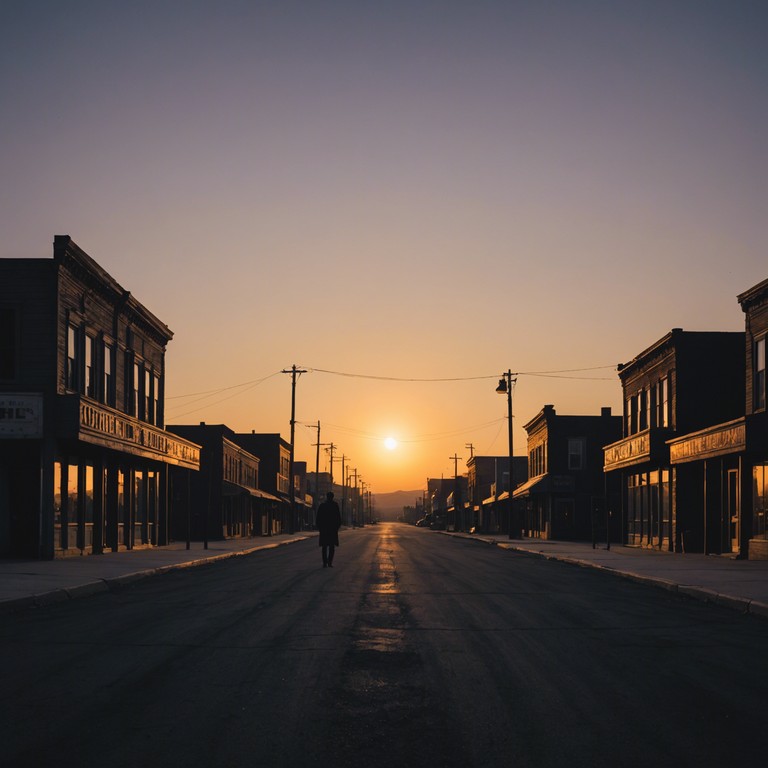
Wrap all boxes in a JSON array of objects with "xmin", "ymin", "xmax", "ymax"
[{"xmin": 384, "ymin": 436, "xmax": 398, "ymax": 450}]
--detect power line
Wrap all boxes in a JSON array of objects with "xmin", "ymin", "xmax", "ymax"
[
  {"xmin": 165, "ymin": 371, "xmax": 282, "ymax": 419},
  {"xmin": 167, "ymin": 363, "xmax": 617, "ymax": 402},
  {"xmin": 307, "ymin": 365, "xmax": 616, "ymax": 382},
  {"xmin": 167, "ymin": 371, "xmax": 282, "ymax": 400},
  {"xmin": 321, "ymin": 418, "xmax": 505, "ymax": 443}
]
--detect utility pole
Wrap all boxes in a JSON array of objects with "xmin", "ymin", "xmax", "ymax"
[
  {"xmin": 496, "ymin": 370, "xmax": 517, "ymax": 538},
  {"xmin": 465, "ymin": 443, "xmax": 475, "ymax": 458},
  {"xmin": 449, "ymin": 453, "xmax": 462, "ymax": 531},
  {"xmin": 349, "ymin": 468, "xmax": 358, "ymax": 526},
  {"xmin": 281, "ymin": 364, "xmax": 307, "ymax": 535},
  {"xmin": 357, "ymin": 476, "xmax": 364, "ymax": 527},
  {"xmin": 325, "ymin": 443, "xmax": 337, "ymax": 486},
  {"xmin": 339, "ymin": 454, "xmax": 348, "ymax": 525},
  {"xmin": 306, "ymin": 420, "xmax": 321, "ymax": 520}
]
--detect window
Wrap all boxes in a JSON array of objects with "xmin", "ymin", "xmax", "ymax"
[
  {"xmin": 0, "ymin": 306, "xmax": 17, "ymax": 380},
  {"xmin": 639, "ymin": 389, "xmax": 648, "ymax": 430},
  {"xmin": 756, "ymin": 338, "xmax": 766, "ymax": 411},
  {"xmin": 53, "ymin": 462, "xmax": 63, "ymax": 551},
  {"xmin": 568, "ymin": 438, "xmax": 585, "ymax": 470},
  {"xmin": 753, "ymin": 463, "xmax": 767, "ymax": 540},
  {"xmin": 649, "ymin": 386, "xmax": 658, "ymax": 428},
  {"xmin": 628, "ymin": 394, "xmax": 638, "ymax": 434},
  {"xmin": 658, "ymin": 377, "xmax": 669, "ymax": 427},
  {"xmin": 84, "ymin": 335, "xmax": 96, "ymax": 398},
  {"xmin": 66, "ymin": 325, "xmax": 80, "ymax": 391},
  {"xmin": 144, "ymin": 369, "xmax": 152, "ymax": 423},
  {"xmin": 103, "ymin": 342, "xmax": 114, "ymax": 406},
  {"xmin": 132, "ymin": 361, "xmax": 140, "ymax": 417},
  {"xmin": 153, "ymin": 373, "xmax": 161, "ymax": 426}
]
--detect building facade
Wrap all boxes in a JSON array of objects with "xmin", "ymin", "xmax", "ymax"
[
  {"xmin": 739, "ymin": 278, "xmax": 768, "ymax": 558},
  {"xmin": 515, "ymin": 405, "xmax": 622, "ymax": 541},
  {"xmin": 0, "ymin": 236, "xmax": 200, "ymax": 559},
  {"xmin": 666, "ymin": 278, "xmax": 768, "ymax": 559},
  {"xmin": 231, "ymin": 432, "xmax": 291, "ymax": 534},
  {"xmin": 469, "ymin": 455, "xmax": 528, "ymax": 533},
  {"xmin": 604, "ymin": 330, "xmax": 745, "ymax": 553},
  {"xmin": 166, "ymin": 423, "xmax": 281, "ymax": 541}
]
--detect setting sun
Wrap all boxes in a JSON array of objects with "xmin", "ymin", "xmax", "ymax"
[{"xmin": 384, "ymin": 437, "xmax": 398, "ymax": 450}]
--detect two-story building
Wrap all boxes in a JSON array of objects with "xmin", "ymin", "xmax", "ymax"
[
  {"xmin": 514, "ymin": 405, "xmax": 622, "ymax": 541},
  {"xmin": 740, "ymin": 278, "xmax": 768, "ymax": 558},
  {"xmin": 427, "ymin": 477, "xmax": 455, "ymax": 530},
  {"xmin": 663, "ymin": 280, "xmax": 768, "ymax": 559},
  {"xmin": 446, "ymin": 475, "xmax": 469, "ymax": 532},
  {"xmin": 468, "ymin": 455, "xmax": 527, "ymax": 533},
  {"xmin": 231, "ymin": 432, "xmax": 292, "ymax": 534},
  {"xmin": 0, "ymin": 236, "xmax": 200, "ymax": 559},
  {"xmin": 166, "ymin": 423, "xmax": 281, "ymax": 542},
  {"xmin": 604, "ymin": 330, "xmax": 744, "ymax": 553}
]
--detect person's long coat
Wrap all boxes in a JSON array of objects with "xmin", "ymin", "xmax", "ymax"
[{"xmin": 316, "ymin": 499, "xmax": 341, "ymax": 547}]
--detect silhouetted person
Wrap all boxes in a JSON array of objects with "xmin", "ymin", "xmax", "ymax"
[{"xmin": 316, "ymin": 491, "xmax": 341, "ymax": 567}]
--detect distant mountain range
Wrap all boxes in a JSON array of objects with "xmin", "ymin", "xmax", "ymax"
[{"xmin": 373, "ymin": 489, "xmax": 424, "ymax": 520}]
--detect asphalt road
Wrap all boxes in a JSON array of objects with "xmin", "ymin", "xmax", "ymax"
[{"xmin": 2, "ymin": 523, "xmax": 767, "ymax": 768}]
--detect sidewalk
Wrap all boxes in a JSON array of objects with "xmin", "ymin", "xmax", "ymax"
[
  {"xmin": 0, "ymin": 532, "xmax": 317, "ymax": 613},
  {"xmin": 441, "ymin": 531, "xmax": 768, "ymax": 620}
]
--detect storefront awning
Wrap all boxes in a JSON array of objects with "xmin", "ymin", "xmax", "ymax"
[
  {"xmin": 254, "ymin": 489, "xmax": 282, "ymax": 502},
  {"xmin": 512, "ymin": 473, "xmax": 575, "ymax": 498},
  {"xmin": 222, "ymin": 481, "xmax": 282, "ymax": 502}
]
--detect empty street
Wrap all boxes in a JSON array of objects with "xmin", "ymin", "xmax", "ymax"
[{"xmin": 2, "ymin": 524, "xmax": 767, "ymax": 768}]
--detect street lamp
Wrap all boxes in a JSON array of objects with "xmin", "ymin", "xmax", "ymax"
[{"xmin": 496, "ymin": 370, "xmax": 517, "ymax": 538}]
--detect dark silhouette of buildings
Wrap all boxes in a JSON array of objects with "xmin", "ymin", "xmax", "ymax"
[{"xmin": 515, "ymin": 405, "xmax": 622, "ymax": 541}]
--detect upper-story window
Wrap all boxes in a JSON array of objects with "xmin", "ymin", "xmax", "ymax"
[
  {"xmin": 153, "ymin": 373, "xmax": 161, "ymax": 426},
  {"xmin": 84, "ymin": 334, "xmax": 96, "ymax": 398},
  {"xmin": 756, "ymin": 337, "xmax": 766, "ymax": 412},
  {"xmin": 66, "ymin": 325, "xmax": 80, "ymax": 391},
  {"xmin": 657, "ymin": 376, "xmax": 669, "ymax": 427},
  {"xmin": 144, "ymin": 368, "xmax": 153, "ymax": 424},
  {"xmin": 529, "ymin": 443, "xmax": 547, "ymax": 477},
  {"xmin": 103, "ymin": 342, "xmax": 114, "ymax": 407},
  {"xmin": 639, "ymin": 389, "xmax": 648, "ymax": 431},
  {"xmin": 568, "ymin": 438, "xmax": 585, "ymax": 470},
  {"xmin": 628, "ymin": 394, "xmax": 638, "ymax": 435},
  {"xmin": 131, "ymin": 360, "xmax": 140, "ymax": 417},
  {"xmin": 0, "ymin": 306, "xmax": 16, "ymax": 381}
]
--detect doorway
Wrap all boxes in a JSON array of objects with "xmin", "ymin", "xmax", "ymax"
[{"xmin": 727, "ymin": 469, "xmax": 740, "ymax": 555}]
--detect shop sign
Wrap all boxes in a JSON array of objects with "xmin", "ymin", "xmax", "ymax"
[
  {"xmin": 604, "ymin": 432, "xmax": 650, "ymax": 470},
  {"xmin": 669, "ymin": 422, "xmax": 746, "ymax": 463},
  {"xmin": 79, "ymin": 401, "xmax": 200, "ymax": 467},
  {"xmin": 0, "ymin": 393, "xmax": 43, "ymax": 438}
]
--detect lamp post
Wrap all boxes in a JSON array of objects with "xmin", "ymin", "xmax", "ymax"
[{"xmin": 496, "ymin": 370, "xmax": 517, "ymax": 538}]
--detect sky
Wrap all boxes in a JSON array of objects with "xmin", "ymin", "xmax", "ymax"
[{"xmin": 1, "ymin": 0, "xmax": 766, "ymax": 495}]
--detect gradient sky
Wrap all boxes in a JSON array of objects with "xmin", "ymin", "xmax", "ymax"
[{"xmin": 2, "ymin": 0, "xmax": 766, "ymax": 494}]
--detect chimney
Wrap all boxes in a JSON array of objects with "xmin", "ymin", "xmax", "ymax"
[{"xmin": 601, "ymin": 407, "xmax": 612, "ymax": 417}]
